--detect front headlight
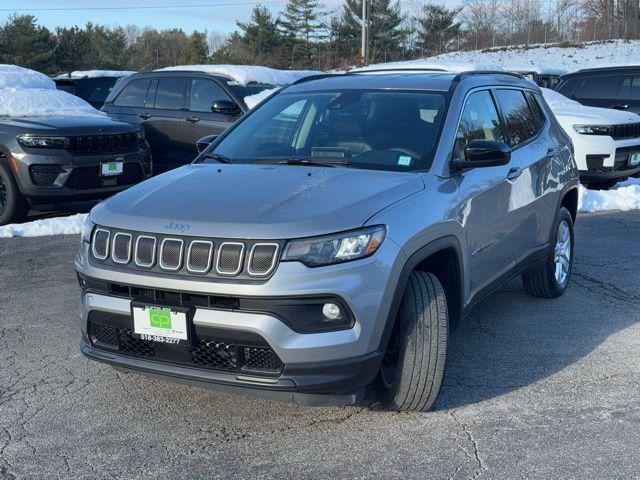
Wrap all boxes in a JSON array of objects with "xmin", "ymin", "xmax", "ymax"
[
  {"xmin": 282, "ymin": 226, "xmax": 386, "ymax": 267},
  {"xmin": 17, "ymin": 134, "xmax": 70, "ymax": 148},
  {"xmin": 80, "ymin": 216, "xmax": 95, "ymax": 244},
  {"xmin": 573, "ymin": 125, "xmax": 613, "ymax": 136}
]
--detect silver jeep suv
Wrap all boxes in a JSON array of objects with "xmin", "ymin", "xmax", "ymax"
[{"xmin": 76, "ymin": 70, "xmax": 579, "ymax": 411}]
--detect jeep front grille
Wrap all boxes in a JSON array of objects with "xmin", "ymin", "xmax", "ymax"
[
  {"xmin": 68, "ymin": 132, "xmax": 138, "ymax": 155},
  {"xmin": 90, "ymin": 226, "xmax": 283, "ymax": 280},
  {"xmin": 612, "ymin": 123, "xmax": 640, "ymax": 140}
]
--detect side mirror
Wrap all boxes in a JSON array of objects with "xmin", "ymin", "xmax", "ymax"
[
  {"xmin": 196, "ymin": 135, "xmax": 218, "ymax": 153},
  {"xmin": 211, "ymin": 100, "xmax": 241, "ymax": 115},
  {"xmin": 452, "ymin": 140, "xmax": 511, "ymax": 170}
]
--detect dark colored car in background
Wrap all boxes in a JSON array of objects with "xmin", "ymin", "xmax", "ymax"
[
  {"xmin": 0, "ymin": 116, "xmax": 152, "ymax": 225},
  {"xmin": 555, "ymin": 66, "xmax": 640, "ymax": 114},
  {"xmin": 55, "ymin": 72, "xmax": 135, "ymax": 109},
  {"xmin": 101, "ymin": 71, "xmax": 273, "ymax": 172}
]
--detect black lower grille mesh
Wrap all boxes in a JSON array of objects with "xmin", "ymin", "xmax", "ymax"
[
  {"xmin": 65, "ymin": 163, "xmax": 143, "ymax": 190},
  {"xmin": 29, "ymin": 164, "xmax": 65, "ymax": 186},
  {"xmin": 89, "ymin": 323, "xmax": 283, "ymax": 375}
]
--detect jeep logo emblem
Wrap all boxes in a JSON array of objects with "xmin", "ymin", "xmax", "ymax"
[{"xmin": 165, "ymin": 221, "xmax": 190, "ymax": 233}]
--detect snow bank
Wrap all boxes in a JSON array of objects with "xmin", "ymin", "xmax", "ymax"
[
  {"xmin": 579, "ymin": 182, "xmax": 640, "ymax": 213},
  {"xmin": 55, "ymin": 70, "xmax": 135, "ymax": 79},
  {"xmin": 244, "ymin": 87, "xmax": 280, "ymax": 109},
  {"xmin": 0, "ymin": 88, "xmax": 105, "ymax": 118},
  {"xmin": 425, "ymin": 40, "xmax": 640, "ymax": 74},
  {"xmin": 0, "ymin": 213, "xmax": 88, "ymax": 238},
  {"xmin": 157, "ymin": 65, "xmax": 321, "ymax": 86},
  {"xmin": 353, "ymin": 60, "xmax": 501, "ymax": 73},
  {"xmin": 0, "ymin": 64, "xmax": 55, "ymax": 90}
]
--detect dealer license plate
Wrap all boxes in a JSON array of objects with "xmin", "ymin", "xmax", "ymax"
[
  {"xmin": 630, "ymin": 152, "xmax": 640, "ymax": 166},
  {"xmin": 132, "ymin": 305, "xmax": 189, "ymax": 345},
  {"xmin": 100, "ymin": 161, "xmax": 123, "ymax": 176}
]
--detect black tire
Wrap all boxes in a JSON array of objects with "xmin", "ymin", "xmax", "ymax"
[
  {"xmin": 522, "ymin": 206, "xmax": 574, "ymax": 298},
  {"xmin": 379, "ymin": 271, "xmax": 448, "ymax": 412},
  {"xmin": 0, "ymin": 163, "xmax": 29, "ymax": 226}
]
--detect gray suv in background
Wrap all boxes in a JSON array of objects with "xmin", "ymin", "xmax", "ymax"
[
  {"xmin": 76, "ymin": 70, "xmax": 579, "ymax": 411},
  {"xmin": 102, "ymin": 71, "xmax": 273, "ymax": 173},
  {"xmin": 0, "ymin": 116, "xmax": 151, "ymax": 225}
]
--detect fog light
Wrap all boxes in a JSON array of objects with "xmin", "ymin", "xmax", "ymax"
[{"xmin": 322, "ymin": 302, "xmax": 341, "ymax": 320}]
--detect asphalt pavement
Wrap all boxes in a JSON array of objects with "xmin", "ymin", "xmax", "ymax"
[{"xmin": 1, "ymin": 210, "xmax": 639, "ymax": 479}]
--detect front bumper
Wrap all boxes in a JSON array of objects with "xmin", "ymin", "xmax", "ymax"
[
  {"xmin": 76, "ymin": 237, "xmax": 405, "ymax": 402},
  {"xmin": 571, "ymin": 134, "xmax": 640, "ymax": 182},
  {"xmin": 12, "ymin": 146, "xmax": 152, "ymax": 203}
]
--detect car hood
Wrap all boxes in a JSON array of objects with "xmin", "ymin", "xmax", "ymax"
[
  {"xmin": 91, "ymin": 163, "xmax": 425, "ymax": 239},
  {"xmin": 1, "ymin": 115, "xmax": 138, "ymax": 134}
]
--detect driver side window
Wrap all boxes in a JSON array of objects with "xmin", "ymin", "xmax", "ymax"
[{"xmin": 455, "ymin": 90, "xmax": 505, "ymax": 160}]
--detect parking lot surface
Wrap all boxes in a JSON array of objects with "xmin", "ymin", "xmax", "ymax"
[{"xmin": 1, "ymin": 211, "xmax": 639, "ymax": 479}]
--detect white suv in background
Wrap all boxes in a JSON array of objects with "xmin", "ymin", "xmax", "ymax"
[{"xmin": 542, "ymin": 88, "xmax": 640, "ymax": 189}]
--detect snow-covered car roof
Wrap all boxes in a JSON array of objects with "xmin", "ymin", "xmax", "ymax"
[
  {"xmin": 0, "ymin": 65, "xmax": 105, "ymax": 118},
  {"xmin": 511, "ymin": 67, "xmax": 567, "ymax": 76},
  {"xmin": 541, "ymin": 88, "xmax": 640, "ymax": 125},
  {"xmin": 54, "ymin": 70, "xmax": 136, "ymax": 79},
  {"xmin": 156, "ymin": 65, "xmax": 321, "ymax": 86}
]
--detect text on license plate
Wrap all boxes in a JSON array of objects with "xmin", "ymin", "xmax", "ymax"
[
  {"xmin": 132, "ymin": 306, "xmax": 188, "ymax": 343},
  {"xmin": 100, "ymin": 161, "xmax": 123, "ymax": 176}
]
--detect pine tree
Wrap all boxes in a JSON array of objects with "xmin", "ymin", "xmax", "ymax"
[
  {"xmin": 0, "ymin": 15, "xmax": 54, "ymax": 73},
  {"xmin": 179, "ymin": 31, "xmax": 209, "ymax": 64},
  {"xmin": 417, "ymin": 4, "xmax": 463, "ymax": 56},
  {"xmin": 331, "ymin": 0, "xmax": 406, "ymax": 65},
  {"xmin": 279, "ymin": 0, "xmax": 325, "ymax": 67}
]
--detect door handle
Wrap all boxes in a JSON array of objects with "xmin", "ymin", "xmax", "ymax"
[
  {"xmin": 507, "ymin": 167, "xmax": 523, "ymax": 181},
  {"xmin": 613, "ymin": 104, "xmax": 629, "ymax": 110},
  {"xmin": 186, "ymin": 116, "xmax": 200, "ymax": 123},
  {"xmin": 138, "ymin": 112, "xmax": 151, "ymax": 119}
]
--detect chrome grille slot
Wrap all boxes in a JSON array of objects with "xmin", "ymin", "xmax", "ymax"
[
  {"xmin": 160, "ymin": 238, "xmax": 184, "ymax": 271},
  {"xmin": 187, "ymin": 241, "xmax": 213, "ymax": 273},
  {"xmin": 216, "ymin": 242, "xmax": 245, "ymax": 275},
  {"xmin": 135, "ymin": 236, "xmax": 156, "ymax": 268},
  {"xmin": 111, "ymin": 233, "xmax": 132, "ymax": 264},
  {"xmin": 248, "ymin": 243, "xmax": 279, "ymax": 276},
  {"xmin": 92, "ymin": 229, "xmax": 110, "ymax": 260}
]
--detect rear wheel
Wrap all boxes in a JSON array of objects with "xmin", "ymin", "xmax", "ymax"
[
  {"xmin": 0, "ymin": 164, "xmax": 29, "ymax": 226},
  {"xmin": 379, "ymin": 271, "xmax": 448, "ymax": 412},
  {"xmin": 522, "ymin": 206, "xmax": 574, "ymax": 298}
]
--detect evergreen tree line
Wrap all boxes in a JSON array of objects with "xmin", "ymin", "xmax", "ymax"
[{"xmin": 1, "ymin": 0, "xmax": 639, "ymax": 74}]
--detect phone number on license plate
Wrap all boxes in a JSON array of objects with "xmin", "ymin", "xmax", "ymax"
[{"xmin": 139, "ymin": 334, "xmax": 181, "ymax": 344}]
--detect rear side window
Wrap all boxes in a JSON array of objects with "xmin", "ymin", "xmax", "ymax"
[
  {"xmin": 573, "ymin": 74, "xmax": 621, "ymax": 99},
  {"xmin": 618, "ymin": 75, "xmax": 640, "ymax": 100},
  {"xmin": 455, "ymin": 90, "xmax": 504, "ymax": 159},
  {"xmin": 88, "ymin": 78, "xmax": 118, "ymax": 103},
  {"xmin": 153, "ymin": 77, "xmax": 187, "ymax": 110},
  {"xmin": 114, "ymin": 79, "xmax": 150, "ymax": 107},
  {"xmin": 189, "ymin": 78, "xmax": 232, "ymax": 112},
  {"xmin": 494, "ymin": 89, "xmax": 537, "ymax": 146},
  {"xmin": 525, "ymin": 91, "xmax": 545, "ymax": 127}
]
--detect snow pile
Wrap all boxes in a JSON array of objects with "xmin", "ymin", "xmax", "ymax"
[
  {"xmin": 353, "ymin": 60, "xmax": 502, "ymax": 74},
  {"xmin": 0, "ymin": 64, "xmax": 105, "ymax": 118},
  {"xmin": 55, "ymin": 70, "xmax": 135, "ymax": 79},
  {"xmin": 425, "ymin": 40, "xmax": 640, "ymax": 74},
  {"xmin": 540, "ymin": 88, "xmax": 583, "ymax": 110},
  {"xmin": 0, "ymin": 64, "xmax": 56, "ymax": 90},
  {"xmin": 0, "ymin": 213, "xmax": 88, "ymax": 238},
  {"xmin": 579, "ymin": 181, "xmax": 640, "ymax": 213},
  {"xmin": 244, "ymin": 87, "xmax": 280, "ymax": 109},
  {"xmin": 157, "ymin": 65, "xmax": 321, "ymax": 86},
  {"xmin": 0, "ymin": 88, "xmax": 105, "ymax": 118}
]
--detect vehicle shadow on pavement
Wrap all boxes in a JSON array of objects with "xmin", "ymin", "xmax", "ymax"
[{"xmin": 432, "ymin": 211, "xmax": 640, "ymax": 411}]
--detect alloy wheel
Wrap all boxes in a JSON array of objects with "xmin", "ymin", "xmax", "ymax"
[{"xmin": 554, "ymin": 220, "xmax": 571, "ymax": 285}]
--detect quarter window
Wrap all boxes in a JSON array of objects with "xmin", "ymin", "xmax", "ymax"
[
  {"xmin": 494, "ymin": 89, "xmax": 537, "ymax": 147},
  {"xmin": 455, "ymin": 90, "xmax": 504, "ymax": 159},
  {"xmin": 153, "ymin": 77, "xmax": 187, "ymax": 110},
  {"xmin": 189, "ymin": 78, "xmax": 233, "ymax": 113},
  {"xmin": 526, "ymin": 91, "xmax": 545, "ymax": 128},
  {"xmin": 114, "ymin": 79, "xmax": 150, "ymax": 107}
]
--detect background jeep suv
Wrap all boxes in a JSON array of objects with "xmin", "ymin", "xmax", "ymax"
[{"xmin": 77, "ymin": 70, "xmax": 579, "ymax": 411}]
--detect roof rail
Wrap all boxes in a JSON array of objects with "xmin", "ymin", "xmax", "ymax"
[
  {"xmin": 350, "ymin": 67, "xmax": 449, "ymax": 74},
  {"xmin": 449, "ymin": 70, "xmax": 526, "ymax": 91},
  {"xmin": 290, "ymin": 73, "xmax": 350, "ymax": 85}
]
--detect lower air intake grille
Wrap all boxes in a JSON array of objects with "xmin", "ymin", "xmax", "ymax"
[
  {"xmin": 65, "ymin": 163, "xmax": 143, "ymax": 190},
  {"xmin": 29, "ymin": 164, "xmax": 65, "ymax": 186},
  {"xmin": 189, "ymin": 340, "xmax": 238, "ymax": 371},
  {"xmin": 241, "ymin": 346, "xmax": 282, "ymax": 372}
]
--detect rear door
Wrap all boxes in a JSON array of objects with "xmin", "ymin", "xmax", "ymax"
[
  {"xmin": 616, "ymin": 73, "xmax": 640, "ymax": 114},
  {"xmin": 183, "ymin": 77, "xmax": 242, "ymax": 155},
  {"xmin": 452, "ymin": 89, "xmax": 523, "ymax": 300},
  {"xmin": 145, "ymin": 76, "xmax": 189, "ymax": 172},
  {"xmin": 569, "ymin": 73, "xmax": 623, "ymax": 109}
]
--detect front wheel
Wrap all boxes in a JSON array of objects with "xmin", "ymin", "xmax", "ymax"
[
  {"xmin": 522, "ymin": 206, "xmax": 574, "ymax": 298},
  {"xmin": 0, "ymin": 164, "xmax": 29, "ymax": 226},
  {"xmin": 379, "ymin": 271, "xmax": 448, "ymax": 412}
]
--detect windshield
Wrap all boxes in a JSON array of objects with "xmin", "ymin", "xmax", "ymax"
[{"xmin": 205, "ymin": 89, "xmax": 449, "ymax": 172}]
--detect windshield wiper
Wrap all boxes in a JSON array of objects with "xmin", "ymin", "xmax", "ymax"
[
  {"xmin": 206, "ymin": 153, "xmax": 235, "ymax": 164},
  {"xmin": 271, "ymin": 157, "xmax": 350, "ymax": 168}
]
